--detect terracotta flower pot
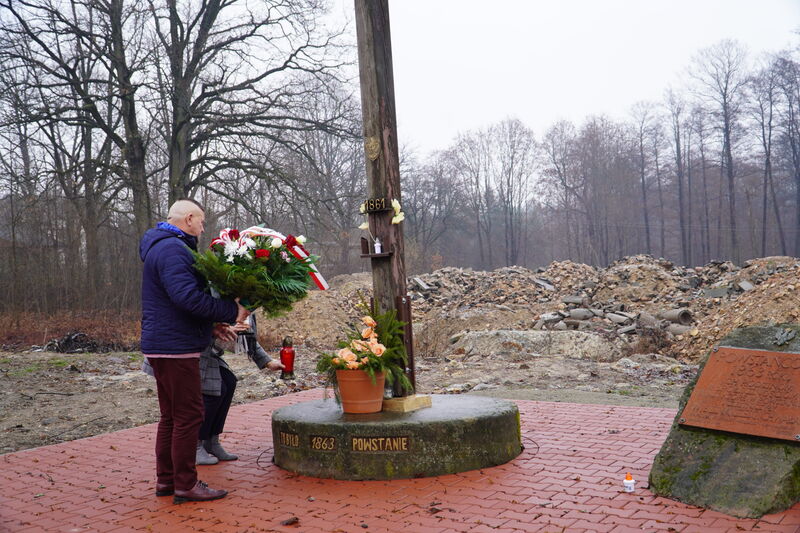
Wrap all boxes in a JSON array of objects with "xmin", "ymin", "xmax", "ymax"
[{"xmin": 335, "ymin": 370, "xmax": 385, "ymax": 414}]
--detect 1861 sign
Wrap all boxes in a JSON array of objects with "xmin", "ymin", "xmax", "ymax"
[
  {"xmin": 362, "ymin": 197, "xmax": 390, "ymax": 213},
  {"xmin": 679, "ymin": 346, "xmax": 800, "ymax": 441}
]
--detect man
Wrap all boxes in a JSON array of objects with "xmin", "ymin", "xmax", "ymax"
[{"xmin": 140, "ymin": 198, "xmax": 249, "ymax": 503}]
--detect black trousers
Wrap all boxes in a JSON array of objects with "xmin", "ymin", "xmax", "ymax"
[{"xmin": 198, "ymin": 366, "xmax": 237, "ymax": 440}]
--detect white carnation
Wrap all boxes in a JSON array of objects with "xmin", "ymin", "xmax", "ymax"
[{"xmin": 224, "ymin": 241, "xmax": 239, "ymax": 257}]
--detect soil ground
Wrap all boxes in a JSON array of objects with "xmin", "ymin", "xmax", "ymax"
[
  {"xmin": 16, "ymin": 253, "xmax": 800, "ymax": 455},
  {"xmin": 0, "ymin": 345, "xmax": 693, "ymax": 454}
]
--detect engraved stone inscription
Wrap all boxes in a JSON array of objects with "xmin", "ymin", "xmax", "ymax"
[
  {"xmin": 279, "ymin": 431, "xmax": 300, "ymax": 448},
  {"xmin": 310, "ymin": 435, "xmax": 337, "ymax": 451},
  {"xmin": 351, "ymin": 436, "xmax": 410, "ymax": 452},
  {"xmin": 679, "ymin": 346, "xmax": 800, "ymax": 441}
]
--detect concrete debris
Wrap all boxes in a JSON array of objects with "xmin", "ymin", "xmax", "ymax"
[
  {"xmin": 265, "ymin": 255, "xmax": 800, "ymax": 364},
  {"xmin": 402, "ymin": 255, "xmax": 800, "ymax": 362}
]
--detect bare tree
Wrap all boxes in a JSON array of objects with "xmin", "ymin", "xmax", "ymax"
[
  {"xmin": 542, "ymin": 121, "xmax": 579, "ymax": 259},
  {"xmin": 1, "ymin": 0, "xmax": 153, "ymax": 237},
  {"xmin": 666, "ymin": 89, "xmax": 689, "ymax": 264},
  {"xmin": 146, "ymin": 0, "xmax": 348, "ymax": 203},
  {"xmin": 403, "ymin": 149, "xmax": 461, "ymax": 268},
  {"xmin": 748, "ymin": 57, "xmax": 787, "ymax": 256},
  {"xmin": 690, "ymin": 106, "xmax": 713, "ymax": 263},
  {"xmin": 774, "ymin": 52, "xmax": 800, "ymax": 255},
  {"xmin": 691, "ymin": 39, "xmax": 749, "ymax": 262},
  {"xmin": 494, "ymin": 118, "xmax": 538, "ymax": 266},
  {"xmin": 453, "ymin": 129, "xmax": 494, "ymax": 268},
  {"xmin": 630, "ymin": 101, "xmax": 655, "ymax": 255}
]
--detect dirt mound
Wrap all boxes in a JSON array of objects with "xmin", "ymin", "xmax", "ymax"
[
  {"xmin": 593, "ymin": 255, "xmax": 686, "ymax": 306},
  {"xmin": 261, "ymin": 272, "xmax": 371, "ymax": 350},
  {"xmin": 540, "ymin": 260, "xmax": 599, "ymax": 294}
]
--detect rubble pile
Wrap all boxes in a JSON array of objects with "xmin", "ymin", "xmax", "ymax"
[
  {"xmin": 672, "ymin": 262, "xmax": 800, "ymax": 360},
  {"xmin": 403, "ymin": 255, "xmax": 800, "ymax": 362},
  {"xmin": 264, "ymin": 254, "xmax": 799, "ymax": 363},
  {"xmin": 408, "ymin": 266, "xmax": 562, "ymax": 314},
  {"xmin": 592, "ymin": 255, "xmax": 687, "ymax": 305}
]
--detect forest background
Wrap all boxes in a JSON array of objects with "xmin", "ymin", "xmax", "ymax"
[{"xmin": 1, "ymin": 0, "xmax": 799, "ymax": 336}]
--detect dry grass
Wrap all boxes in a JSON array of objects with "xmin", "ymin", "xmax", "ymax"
[{"xmin": 0, "ymin": 310, "xmax": 141, "ymax": 350}]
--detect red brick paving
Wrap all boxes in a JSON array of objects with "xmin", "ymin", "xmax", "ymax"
[{"xmin": 2, "ymin": 389, "xmax": 799, "ymax": 533}]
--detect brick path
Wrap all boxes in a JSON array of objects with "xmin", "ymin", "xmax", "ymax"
[{"xmin": 2, "ymin": 389, "xmax": 799, "ymax": 533}]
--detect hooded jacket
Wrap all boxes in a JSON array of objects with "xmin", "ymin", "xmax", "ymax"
[{"xmin": 139, "ymin": 224, "xmax": 238, "ymax": 354}]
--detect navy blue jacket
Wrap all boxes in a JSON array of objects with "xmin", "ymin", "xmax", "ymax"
[{"xmin": 140, "ymin": 224, "xmax": 238, "ymax": 355}]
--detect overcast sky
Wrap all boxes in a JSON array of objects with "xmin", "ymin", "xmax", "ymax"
[{"xmin": 332, "ymin": 0, "xmax": 800, "ymax": 156}]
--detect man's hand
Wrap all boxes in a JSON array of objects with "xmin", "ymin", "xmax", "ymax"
[
  {"xmin": 234, "ymin": 298, "xmax": 251, "ymax": 324},
  {"xmin": 212, "ymin": 323, "xmax": 237, "ymax": 343},
  {"xmin": 266, "ymin": 360, "xmax": 285, "ymax": 372}
]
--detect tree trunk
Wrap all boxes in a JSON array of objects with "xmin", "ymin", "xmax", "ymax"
[
  {"xmin": 723, "ymin": 112, "xmax": 738, "ymax": 262},
  {"xmin": 638, "ymin": 140, "xmax": 651, "ymax": 255}
]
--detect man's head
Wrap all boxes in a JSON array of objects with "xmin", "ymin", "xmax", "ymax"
[{"xmin": 167, "ymin": 198, "xmax": 206, "ymax": 237}]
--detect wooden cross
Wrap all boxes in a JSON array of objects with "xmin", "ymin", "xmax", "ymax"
[{"xmin": 354, "ymin": 0, "xmax": 415, "ymax": 394}]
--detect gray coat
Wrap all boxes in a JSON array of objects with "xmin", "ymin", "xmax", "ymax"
[
  {"xmin": 142, "ymin": 337, "xmax": 271, "ymax": 397},
  {"xmin": 198, "ymin": 341, "xmax": 270, "ymax": 396}
]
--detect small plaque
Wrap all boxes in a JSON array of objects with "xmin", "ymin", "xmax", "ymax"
[
  {"xmin": 278, "ymin": 431, "xmax": 299, "ymax": 447},
  {"xmin": 365, "ymin": 136, "xmax": 381, "ymax": 160},
  {"xmin": 363, "ymin": 197, "xmax": 390, "ymax": 213},
  {"xmin": 310, "ymin": 435, "xmax": 337, "ymax": 451},
  {"xmin": 679, "ymin": 346, "xmax": 800, "ymax": 441},
  {"xmin": 351, "ymin": 436, "xmax": 410, "ymax": 452}
]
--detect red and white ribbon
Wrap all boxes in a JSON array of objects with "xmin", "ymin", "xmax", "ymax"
[
  {"xmin": 240, "ymin": 226, "xmax": 285, "ymax": 241},
  {"xmin": 287, "ymin": 243, "xmax": 329, "ymax": 291}
]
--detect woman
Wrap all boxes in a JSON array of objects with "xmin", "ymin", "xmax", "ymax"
[{"xmin": 197, "ymin": 314, "xmax": 284, "ymax": 464}]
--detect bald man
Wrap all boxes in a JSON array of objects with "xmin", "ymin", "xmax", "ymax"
[{"xmin": 140, "ymin": 198, "xmax": 249, "ymax": 503}]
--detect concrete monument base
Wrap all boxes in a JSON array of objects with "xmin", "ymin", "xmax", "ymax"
[{"xmin": 271, "ymin": 394, "xmax": 522, "ymax": 480}]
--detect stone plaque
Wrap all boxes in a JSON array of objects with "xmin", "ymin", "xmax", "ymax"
[{"xmin": 679, "ymin": 346, "xmax": 800, "ymax": 441}]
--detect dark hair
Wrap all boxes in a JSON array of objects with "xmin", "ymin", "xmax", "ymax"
[{"xmin": 177, "ymin": 197, "xmax": 205, "ymax": 212}]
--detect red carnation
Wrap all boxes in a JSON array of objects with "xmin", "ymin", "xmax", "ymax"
[
  {"xmin": 228, "ymin": 229, "xmax": 240, "ymax": 240},
  {"xmin": 284, "ymin": 234, "xmax": 298, "ymax": 249},
  {"xmin": 255, "ymin": 249, "xmax": 270, "ymax": 259}
]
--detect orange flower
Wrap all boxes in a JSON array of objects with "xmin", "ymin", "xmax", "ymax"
[
  {"xmin": 361, "ymin": 316, "xmax": 377, "ymax": 328},
  {"xmin": 368, "ymin": 341, "xmax": 386, "ymax": 356},
  {"xmin": 332, "ymin": 357, "xmax": 340, "ymax": 365},
  {"xmin": 361, "ymin": 327, "xmax": 374, "ymax": 339},
  {"xmin": 337, "ymin": 348, "xmax": 357, "ymax": 362},
  {"xmin": 360, "ymin": 357, "xmax": 369, "ymax": 364},
  {"xmin": 350, "ymin": 339, "xmax": 369, "ymax": 352},
  {"xmin": 346, "ymin": 361, "xmax": 361, "ymax": 369}
]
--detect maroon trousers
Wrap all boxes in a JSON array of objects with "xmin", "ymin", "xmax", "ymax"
[{"xmin": 147, "ymin": 357, "xmax": 204, "ymax": 491}]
